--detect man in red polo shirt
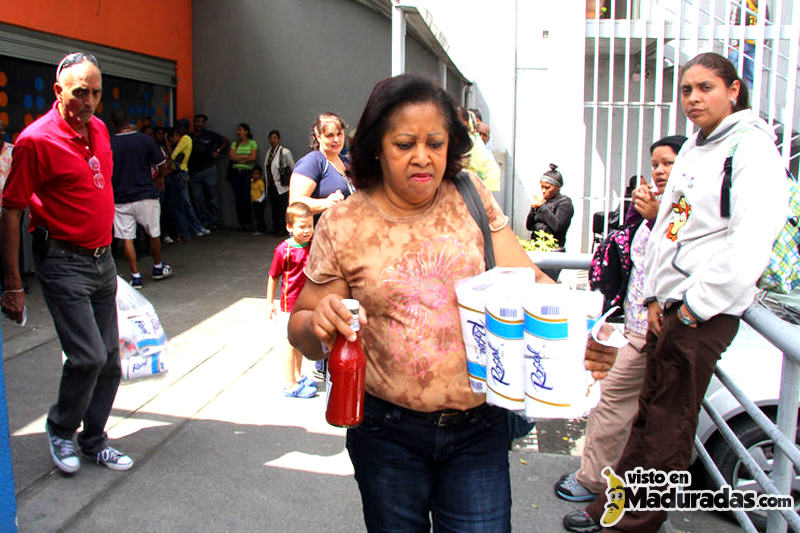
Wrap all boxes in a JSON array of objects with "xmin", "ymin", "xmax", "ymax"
[{"xmin": 1, "ymin": 52, "xmax": 133, "ymax": 474}]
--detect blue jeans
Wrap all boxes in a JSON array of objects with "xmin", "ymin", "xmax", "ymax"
[
  {"xmin": 36, "ymin": 246, "xmax": 120, "ymax": 454},
  {"xmin": 190, "ymin": 166, "xmax": 220, "ymax": 226},
  {"xmin": 346, "ymin": 394, "xmax": 511, "ymax": 533},
  {"xmin": 167, "ymin": 171, "xmax": 204, "ymax": 238}
]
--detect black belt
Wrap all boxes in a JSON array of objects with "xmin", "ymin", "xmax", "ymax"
[
  {"xmin": 367, "ymin": 393, "xmax": 488, "ymax": 427},
  {"xmin": 49, "ymin": 238, "xmax": 109, "ymax": 259}
]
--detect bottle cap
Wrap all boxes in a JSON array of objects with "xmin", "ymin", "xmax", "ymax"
[{"xmin": 342, "ymin": 299, "xmax": 360, "ymax": 314}]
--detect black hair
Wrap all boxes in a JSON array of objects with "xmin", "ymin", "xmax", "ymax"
[
  {"xmin": 251, "ymin": 166, "xmax": 263, "ymax": 175},
  {"xmin": 649, "ymin": 135, "xmax": 688, "ymax": 155},
  {"xmin": 268, "ymin": 129, "xmax": 281, "ymax": 139},
  {"xmin": 469, "ymin": 108, "xmax": 483, "ymax": 122},
  {"xmin": 679, "ymin": 52, "xmax": 750, "ymax": 113},
  {"xmin": 110, "ymin": 109, "xmax": 130, "ymax": 131},
  {"xmin": 194, "ymin": 114, "xmax": 208, "ymax": 121},
  {"xmin": 350, "ymin": 74, "xmax": 472, "ymax": 190},
  {"xmin": 237, "ymin": 122, "xmax": 253, "ymax": 139},
  {"xmin": 309, "ymin": 113, "xmax": 346, "ymax": 150}
]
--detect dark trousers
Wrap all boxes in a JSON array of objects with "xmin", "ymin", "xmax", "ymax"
[
  {"xmin": 347, "ymin": 394, "xmax": 511, "ymax": 532},
  {"xmin": 251, "ymin": 201, "xmax": 266, "ymax": 233},
  {"xmin": 35, "ymin": 247, "xmax": 121, "ymax": 455},
  {"xmin": 267, "ymin": 182, "xmax": 288, "ymax": 235},
  {"xmin": 231, "ymin": 168, "xmax": 252, "ymax": 228},
  {"xmin": 586, "ymin": 305, "xmax": 739, "ymax": 532}
]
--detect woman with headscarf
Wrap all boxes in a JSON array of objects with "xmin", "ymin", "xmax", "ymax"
[{"xmin": 526, "ymin": 163, "xmax": 574, "ymax": 280}]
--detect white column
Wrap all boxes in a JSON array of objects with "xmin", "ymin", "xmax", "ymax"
[
  {"xmin": 438, "ymin": 58, "xmax": 447, "ymax": 89},
  {"xmin": 391, "ymin": 1, "xmax": 406, "ymax": 76}
]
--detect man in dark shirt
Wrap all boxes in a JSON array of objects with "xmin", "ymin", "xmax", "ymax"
[
  {"xmin": 188, "ymin": 114, "xmax": 228, "ymax": 229},
  {"xmin": 110, "ymin": 110, "xmax": 171, "ymax": 288}
]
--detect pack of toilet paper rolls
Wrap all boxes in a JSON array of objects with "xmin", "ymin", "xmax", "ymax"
[{"xmin": 456, "ymin": 268, "xmax": 619, "ymax": 419}]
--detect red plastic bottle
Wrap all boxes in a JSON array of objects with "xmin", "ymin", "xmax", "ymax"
[{"xmin": 325, "ymin": 299, "xmax": 366, "ymax": 427}]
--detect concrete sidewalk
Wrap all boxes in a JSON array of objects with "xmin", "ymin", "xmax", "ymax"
[{"xmin": 1, "ymin": 231, "xmax": 742, "ymax": 532}]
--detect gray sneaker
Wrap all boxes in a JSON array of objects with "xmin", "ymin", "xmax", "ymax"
[
  {"xmin": 554, "ymin": 472, "xmax": 597, "ymax": 502},
  {"xmin": 83, "ymin": 445, "xmax": 134, "ymax": 471},
  {"xmin": 46, "ymin": 426, "xmax": 80, "ymax": 474}
]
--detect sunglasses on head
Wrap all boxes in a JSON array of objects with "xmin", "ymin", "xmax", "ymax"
[{"xmin": 56, "ymin": 52, "xmax": 100, "ymax": 79}]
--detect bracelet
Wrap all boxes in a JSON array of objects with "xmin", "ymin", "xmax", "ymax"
[
  {"xmin": 3, "ymin": 289, "xmax": 23, "ymax": 293},
  {"xmin": 677, "ymin": 306, "xmax": 696, "ymax": 326}
]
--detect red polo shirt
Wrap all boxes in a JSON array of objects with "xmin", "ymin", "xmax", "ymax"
[{"xmin": 2, "ymin": 101, "xmax": 114, "ymax": 248}]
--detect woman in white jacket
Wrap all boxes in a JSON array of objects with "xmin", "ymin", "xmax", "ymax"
[{"xmin": 566, "ymin": 52, "xmax": 788, "ymax": 533}]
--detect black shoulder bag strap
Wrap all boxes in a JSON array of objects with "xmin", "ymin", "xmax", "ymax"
[{"xmin": 453, "ymin": 172, "xmax": 496, "ymax": 269}]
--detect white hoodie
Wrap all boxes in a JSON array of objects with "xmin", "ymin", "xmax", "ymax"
[{"xmin": 644, "ymin": 110, "xmax": 788, "ymax": 321}]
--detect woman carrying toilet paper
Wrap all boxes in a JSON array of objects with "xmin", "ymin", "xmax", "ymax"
[
  {"xmin": 569, "ymin": 52, "xmax": 788, "ymax": 533},
  {"xmin": 288, "ymin": 74, "xmax": 618, "ymax": 532}
]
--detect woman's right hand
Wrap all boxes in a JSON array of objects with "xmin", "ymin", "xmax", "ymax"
[
  {"xmin": 647, "ymin": 300, "xmax": 663, "ymax": 337},
  {"xmin": 326, "ymin": 190, "xmax": 345, "ymax": 209},
  {"xmin": 311, "ymin": 294, "xmax": 369, "ymax": 347},
  {"xmin": 632, "ymin": 179, "xmax": 659, "ymax": 220}
]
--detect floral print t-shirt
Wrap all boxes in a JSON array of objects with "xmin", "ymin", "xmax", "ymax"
[
  {"xmin": 623, "ymin": 221, "xmax": 652, "ymax": 336},
  {"xmin": 305, "ymin": 173, "xmax": 508, "ymax": 412}
]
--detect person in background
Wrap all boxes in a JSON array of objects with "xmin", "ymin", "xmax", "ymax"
[
  {"xmin": 564, "ymin": 52, "xmax": 788, "ymax": 533},
  {"xmin": 526, "ymin": 163, "xmax": 574, "ymax": 280},
  {"xmin": 458, "ymin": 107, "xmax": 500, "ymax": 192},
  {"xmin": 267, "ymin": 202, "xmax": 318, "ymax": 398},
  {"xmin": 250, "ymin": 166, "xmax": 267, "ymax": 235},
  {"xmin": 165, "ymin": 119, "xmax": 208, "ymax": 241},
  {"xmin": 1, "ymin": 52, "xmax": 133, "ymax": 474},
  {"xmin": 109, "ymin": 109, "xmax": 171, "ymax": 288},
  {"xmin": 288, "ymin": 73, "xmax": 617, "ymax": 532},
  {"xmin": 188, "ymin": 113, "xmax": 227, "ymax": 230},
  {"xmin": 289, "ymin": 112, "xmax": 352, "ymax": 218},
  {"xmin": 554, "ymin": 135, "xmax": 686, "ymax": 503},
  {"xmin": 0, "ymin": 119, "xmax": 13, "ymax": 208},
  {"xmin": 264, "ymin": 129, "xmax": 295, "ymax": 236},
  {"xmin": 229, "ymin": 122, "xmax": 259, "ymax": 231}
]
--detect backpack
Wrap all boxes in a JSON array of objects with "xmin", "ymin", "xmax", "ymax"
[
  {"xmin": 721, "ymin": 143, "xmax": 800, "ymax": 295},
  {"xmin": 588, "ymin": 221, "xmax": 641, "ymax": 319}
]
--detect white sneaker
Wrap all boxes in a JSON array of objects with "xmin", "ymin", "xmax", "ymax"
[
  {"xmin": 83, "ymin": 445, "xmax": 134, "ymax": 471},
  {"xmin": 47, "ymin": 425, "xmax": 80, "ymax": 474}
]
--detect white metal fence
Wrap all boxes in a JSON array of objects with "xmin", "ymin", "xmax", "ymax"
[{"xmin": 583, "ymin": 0, "xmax": 800, "ymax": 250}]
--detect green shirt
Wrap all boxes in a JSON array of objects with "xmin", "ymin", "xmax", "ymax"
[{"xmin": 232, "ymin": 139, "xmax": 258, "ymax": 170}]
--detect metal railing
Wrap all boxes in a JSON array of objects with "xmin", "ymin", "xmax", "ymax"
[{"xmin": 528, "ymin": 251, "xmax": 800, "ymax": 532}]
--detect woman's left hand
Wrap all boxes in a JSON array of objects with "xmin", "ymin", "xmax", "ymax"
[{"xmin": 583, "ymin": 323, "xmax": 618, "ymax": 379}]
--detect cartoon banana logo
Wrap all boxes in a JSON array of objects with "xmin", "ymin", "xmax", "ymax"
[{"xmin": 600, "ymin": 466, "xmax": 626, "ymax": 527}]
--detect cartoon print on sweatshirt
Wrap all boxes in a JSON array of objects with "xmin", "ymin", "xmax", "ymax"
[{"xmin": 666, "ymin": 196, "xmax": 692, "ymax": 241}]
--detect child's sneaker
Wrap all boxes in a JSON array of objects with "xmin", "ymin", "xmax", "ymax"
[
  {"xmin": 284, "ymin": 382, "xmax": 317, "ymax": 399},
  {"xmin": 152, "ymin": 264, "xmax": 172, "ymax": 280},
  {"xmin": 299, "ymin": 375, "xmax": 318, "ymax": 389},
  {"xmin": 130, "ymin": 274, "xmax": 143, "ymax": 290}
]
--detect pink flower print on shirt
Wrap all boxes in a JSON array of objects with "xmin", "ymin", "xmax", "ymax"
[{"xmin": 381, "ymin": 236, "xmax": 473, "ymax": 376}]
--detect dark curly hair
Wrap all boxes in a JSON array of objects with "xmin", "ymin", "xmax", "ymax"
[{"xmin": 349, "ymin": 74, "xmax": 472, "ymax": 190}]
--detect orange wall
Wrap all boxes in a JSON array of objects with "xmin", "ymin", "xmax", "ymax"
[{"xmin": 0, "ymin": 0, "xmax": 193, "ymax": 121}]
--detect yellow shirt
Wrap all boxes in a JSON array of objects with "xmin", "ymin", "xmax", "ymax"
[
  {"xmin": 250, "ymin": 178, "xmax": 265, "ymax": 202},
  {"xmin": 171, "ymin": 134, "xmax": 192, "ymax": 172}
]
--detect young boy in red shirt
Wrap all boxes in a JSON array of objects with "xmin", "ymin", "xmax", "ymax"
[{"xmin": 267, "ymin": 202, "xmax": 317, "ymax": 397}]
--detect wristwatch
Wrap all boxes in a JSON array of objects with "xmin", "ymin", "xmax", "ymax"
[{"xmin": 677, "ymin": 305, "xmax": 697, "ymax": 326}]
